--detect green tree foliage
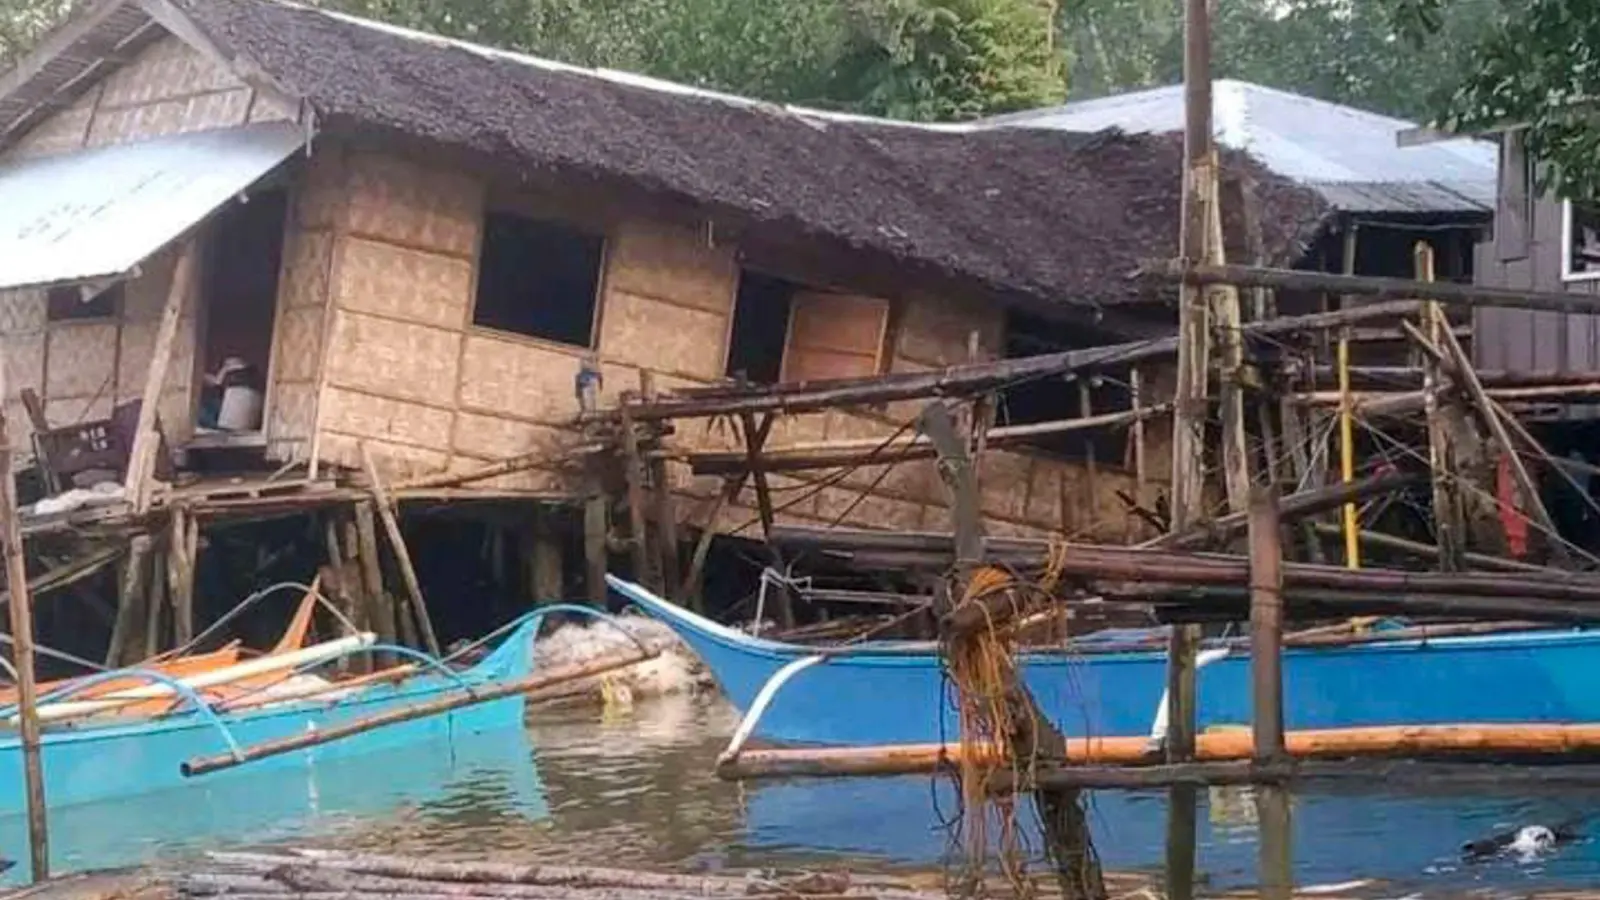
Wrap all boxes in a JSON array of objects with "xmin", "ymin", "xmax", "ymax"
[
  {"xmin": 0, "ymin": 0, "xmax": 73, "ymax": 70},
  {"xmin": 1390, "ymin": 0, "xmax": 1600, "ymax": 199},
  {"xmin": 1059, "ymin": 0, "xmax": 1496, "ymax": 122}
]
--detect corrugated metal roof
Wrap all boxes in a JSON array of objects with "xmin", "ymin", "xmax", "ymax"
[
  {"xmin": 0, "ymin": 122, "xmax": 305, "ymax": 292},
  {"xmin": 982, "ymin": 81, "xmax": 1497, "ymax": 215}
]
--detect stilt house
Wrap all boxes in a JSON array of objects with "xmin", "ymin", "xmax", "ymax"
[{"xmin": 0, "ymin": 0, "xmax": 1331, "ymax": 641}]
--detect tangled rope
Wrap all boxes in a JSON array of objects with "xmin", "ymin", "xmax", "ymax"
[{"xmin": 940, "ymin": 541, "xmax": 1092, "ymax": 899}]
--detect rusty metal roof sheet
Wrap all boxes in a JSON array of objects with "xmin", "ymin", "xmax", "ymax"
[{"xmin": 0, "ymin": 122, "xmax": 305, "ymax": 291}]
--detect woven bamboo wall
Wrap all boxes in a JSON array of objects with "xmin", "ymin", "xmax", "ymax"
[
  {"xmin": 1, "ymin": 34, "xmax": 294, "ymax": 163},
  {"xmin": 0, "ymin": 245, "xmax": 197, "ymax": 468},
  {"xmin": 279, "ymin": 143, "xmax": 1138, "ymax": 538}
]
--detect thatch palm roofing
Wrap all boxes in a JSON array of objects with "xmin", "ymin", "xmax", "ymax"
[{"xmin": 11, "ymin": 0, "xmax": 1331, "ymax": 323}]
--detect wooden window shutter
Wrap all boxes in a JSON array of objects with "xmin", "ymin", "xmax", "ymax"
[
  {"xmin": 1496, "ymin": 130, "xmax": 1532, "ymax": 262},
  {"xmin": 780, "ymin": 291, "xmax": 891, "ymax": 382}
]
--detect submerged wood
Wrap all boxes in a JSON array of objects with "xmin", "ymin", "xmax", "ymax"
[
  {"xmin": 206, "ymin": 850, "xmax": 936, "ymax": 899},
  {"xmin": 181, "ymin": 647, "xmax": 658, "ymax": 777},
  {"xmin": 717, "ymin": 723, "xmax": 1600, "ymax": 781}
]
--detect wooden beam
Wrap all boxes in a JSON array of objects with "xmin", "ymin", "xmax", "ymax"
[
  {"xmin": 1248, "ymin": 487, "xmax": 1293, "ymax": 900},
  {"xmin": 167, "ymin": 505, "xmax": 196, "ymax": 646},
  {"xmin": 640, "ymin": 373, "xmax": 681, "ymax": 601},
  {"xmin": 683, "ymin": 405, "xmax": 1169, "ymax": 475},
  {"xmin": 1141, "ymin": 259, "xmax": 1600, "ymax": 316},
  {"xmin": 621, "ymin": 301, "xmax": 1421, "ymax": 423},
  {"xmin": 359, "ymin": 446, "xmax": 441, "ymax": 658},
  {"xmin": 1308, "ymin": 523, "xmax": 1552, "ymax": 574},
  {"xmin": 125, "ymin": 243, "xmax": 195, "ymax": 514}
]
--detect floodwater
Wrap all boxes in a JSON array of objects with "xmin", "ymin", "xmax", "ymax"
[{"xmin": 2, "ymin": 694, "xmax": 1598, "ymax": 895}]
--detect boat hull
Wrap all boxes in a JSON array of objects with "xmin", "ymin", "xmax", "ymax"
[
  {"xmin": 0, "ymin": 619, "xmax": 538, "ymax": 814},
  {"xmin": 611, "ymin": 578, "xmax": 1600, "ymax": 746}
]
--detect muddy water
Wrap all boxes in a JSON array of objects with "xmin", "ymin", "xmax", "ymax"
[{"xmin": 4, "ymin": 695, "xmax": 1598, "ymax": 894}]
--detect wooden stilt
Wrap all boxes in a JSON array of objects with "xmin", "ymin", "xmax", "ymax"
[
  {"xmin": 167, "ymin": 506, "xmax": 196, "ymax": 646},
  {"xmin": 145, "ymin": 554, "xmax": 168, "ymax": 659},
  {"xmin": 125, "ymin": 243, "xmax": 196, "ymax": 514},
  {"xmin": 359, "ymin": 445, "xmax": 441, "ymax": 658},
  {"xmin": 739, "ymin": 412, "xmax": 794, "ymax": 630},
  {"xmin": 0, "ymin": 399, "xmax": 49, "ymax": 879},
  {"xmin": 640, "ymin": 373, "xmax": 681, "ymax": 600},
  {"xmin": 577, "ymin": 357, "xmax": 607, "ymax": 608},
  {"xmin": 1248, "ymin": 486, "xmax": 1293, "ymax": 900},
  {"xmin": 108, "ymin": 535, "xmax": 153, "ymax": 666},
  {"xmin": 618, "ymin": 394, "xmax": 656, "ymax": 590},
  {"xmin": 681, "ymin": 475, "xmax": 742, "ymax": 609},
  {"xmin": 528, "ymin": 507, "xmax": 564, "ymax": 603},
  {"xmin": 353, "ymin": 501, "xmax": 398, "ymax": 666}
]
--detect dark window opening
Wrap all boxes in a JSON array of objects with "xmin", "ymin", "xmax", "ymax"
[
  {"xmin": 725, "ymin": 270, "xmax": 796, "ymax": 384},
  {"xmin": 473, "ymin": 212, "xmax": 604, "ymax": 347},
  {"xmin": 1568, "ymin": 201, "xmax": 1600, "ymax": 281},
  {"xmin": 47, "ymin": 282, "xmax": 122, "ymax": 322},
  {"xmin": 195, "ymin": 188, "xmax": 289, "ymax": 435},
  {"xmin": 997, "ymin": 310, "xmax": 1128, "ymax": 463}
]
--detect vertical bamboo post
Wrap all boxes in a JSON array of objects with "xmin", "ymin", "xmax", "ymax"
[
  {"xmin": 618, "ymin": 392, "xmax": 656, "ymax": 591},
  {"xmin": 359, "ymin": 444, "xmax": 441, "ymax": 657},
  {"xmin": 1168, "ymin": 0, "xmax": 1216, "ymax": 894},
  {"xmin": 1418, "ymin": 244, "xmax": 1466, "ymax": 572},
  {"xmin": 1337, "ymin": 226, "xmax": 1361, "ymax": 570},
  {"xmin": 1248, "ymin": 486, "xmax": 1293, "ymax": 900},
  {"xmin": 167, "ymin": 505, "xmax": 195, "ymax": 646},
  {"xmin": 0, "ymin": 401, "xmax": 48, "ymax": 879},
  {"xmin": 144, "ymin": 555, "xmax": 167, "ymax": 660},
  {"xmin": 1079, "ymin": 380, "xmax": 1099, "ymax": 532},
  {"xmin": 125, "ymin": 244, "xmax": 196, "ymax": 514},
  {"xmin": 577, "ymin": 357, "xmax": 608, "ymax": 608}
]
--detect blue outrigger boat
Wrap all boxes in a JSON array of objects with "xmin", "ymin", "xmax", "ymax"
[
  {"xmin": 610, "ymin": 577, "xmax": 1600, "ymax": 747},
  {"xmin": 0, "ymin": 606, "xmax": 569, "ymax": 815}
]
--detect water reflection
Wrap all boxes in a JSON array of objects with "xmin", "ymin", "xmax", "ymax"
[{"xmin": 4, "ymin": 693, "xmax": 1596, "ymax": 896}]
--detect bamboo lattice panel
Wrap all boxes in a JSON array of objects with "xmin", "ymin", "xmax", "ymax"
[
  {"xmin": 598, "ymin": 290, "xmax": 728, "ymax": 381},
  {"xmin": 325, "ymin": 311, "xmax": 460, "ymax": 408},
  {"xmin": 605, "ymin": 219, "xmax": 737, "ymax": 312},
  {"xmin": 334, "ymin": 236, "xmax": 472, "ymax": 329},
  {"xmin": 321, "ymin": 386, "xmax": 453, "ymax": 454},
  {"xmin": 343, "ymin": 152, "xmax": 481, "ymax": 256}
]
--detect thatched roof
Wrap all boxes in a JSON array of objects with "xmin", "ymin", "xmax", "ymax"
[{"xmin": 169, "ymin": 0, "xmax": 1327, "ymax": 320}]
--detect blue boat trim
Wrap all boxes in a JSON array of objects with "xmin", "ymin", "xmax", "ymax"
[{"xmin": 609, "ymin": 575, "xmax": 1600, "ymax": 747}]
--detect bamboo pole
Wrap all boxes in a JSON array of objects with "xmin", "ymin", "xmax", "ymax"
[
  {"xmin": 1308, "ymin": 523, "xmax": 1551, "ymax": 574},
  {"xmin": 359, "ymin": 446, "xmax": 441, "ymax": 657},
  {"xmin": 0, "ymin": 384, "xmax": 48, "ymax": 878},
  {"xmin": 1248, "ymin": 487, "xmax": 1293, "ymax": 900},
  {"xmin": 125, "ymin": 243, "xmax": 196, "ymax": 514},
  {"xmin": 640, "ymin": 373, "xmax": 681, "ymax": 601},
  {"xmin": 623, "ymin": 303, "xmax": 1421, "ymax": 423},
  {"xmin": 107, "ymin": 535, "xmax": 153, "ymax": 667},
  {"xmin": 1415, "ymin": 245, "xmax": 1466, "ymax": 572},
  {"xmin": 1140, "ymin": 259, "xmax": 1600, "ymax": 315},
  {"xmin": 1337, "ymin": 226, "xmax": 1361, "ymax": 570},
  {"xmin": 718, "ymin": 722, "xmax": 1600, "ymax": 780},
  {"xmin": 182, "ymin": 646, "xmax": 658, "ymax": 777}
]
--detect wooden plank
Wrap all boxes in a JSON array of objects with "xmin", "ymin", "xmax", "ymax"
[
  {"xmin": 780, "ymin": 291, "xmax": 890, "ymax": 383},
  {"xmin": 359, "ymin": 444, "xmax": 441, "ymax": 657},
  {"xmin": 125, "ymin": 242, "xmax": 196, "ymax": 514}
]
